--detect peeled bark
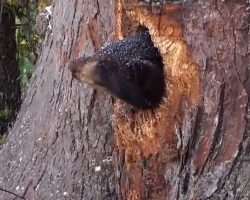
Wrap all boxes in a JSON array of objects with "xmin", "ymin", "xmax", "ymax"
[{"xmin": 112, "ymin": 0, "xmax": 250, "ymax": 199}]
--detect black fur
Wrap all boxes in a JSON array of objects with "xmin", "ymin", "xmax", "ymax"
[{"xmin": 69, "ymin": 28, "xmax": 165, "ymax": 109}]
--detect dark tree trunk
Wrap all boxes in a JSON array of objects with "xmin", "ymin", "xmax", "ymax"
[
  {"xmin": 0, "ymin": 0, "xmax": 249, "ymax": 200},
  {"xmin": 0, "ymin": 1, "xmax": 116, "ymax": 199},
  {"xmin": 0, "ymin": 7, "xmax": 21, "ymax": 135}
]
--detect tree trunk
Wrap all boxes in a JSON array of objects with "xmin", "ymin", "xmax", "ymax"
[
  {"xmin": 112, "ymin": 0, "xmax": 250, "ymax": 199},
  {"xmin": 0, "ymin": 1, "xmax": 116, "ymax": 199},
  {"xmin": 0, "ymin": 0, "xmax": 250, "ymax": 200},
  {"xmin": 0, "ymin": 7, "xmax": 21, "ymax": 135}
]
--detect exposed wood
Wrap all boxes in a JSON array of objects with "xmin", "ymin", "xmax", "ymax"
[{"xmin": 113, "ymin": 0, "xmax": 250, "ymax": 199}]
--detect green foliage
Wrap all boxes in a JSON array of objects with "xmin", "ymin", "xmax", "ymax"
[
  {"xmin": 5, "ymin": 0, "xmax": 19, "ymax": 6},
  {"xmin": 3, "ymin": 0, "xmax": 51, "ymax": 92},
  {"xmin": 37, "ymin": 0, "xmax": 52, "ymax": 11},
  {"xmin": 19, "ymin": 56, "xmax": 34, "ymax": 88},
  {"xmin": 0, "ymin": 0, "xmax": 51, "ymax": 141},
  {"xmin": 0, "ymin": 108, "xmax": 9, "ymax": 119},
  {"xmin": 15, "ymin": 1, "xmax": 38, "ymax": 91},
  {"xmin": 3, "ymin": 0, "xmax": 52, "ymax": 92},
  {"xmin": 0, "ymin": 134, "xmax": 4, "ymax": 148}
]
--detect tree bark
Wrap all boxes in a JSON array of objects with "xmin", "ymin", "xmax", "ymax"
[
  {"xmin": 0, "ymin": 0, "xmax": 250, "ymax": 200},
  {"xmin": 0, "ymin": 7, "xmax": 21, "ymax": 135},
  {"xmin": 112, "ymin": 0, "xmax": 250, "ymax": 199},
  {"xmin": 0, "ymin": 1, "xmax": 116, "ymax": 199}
]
